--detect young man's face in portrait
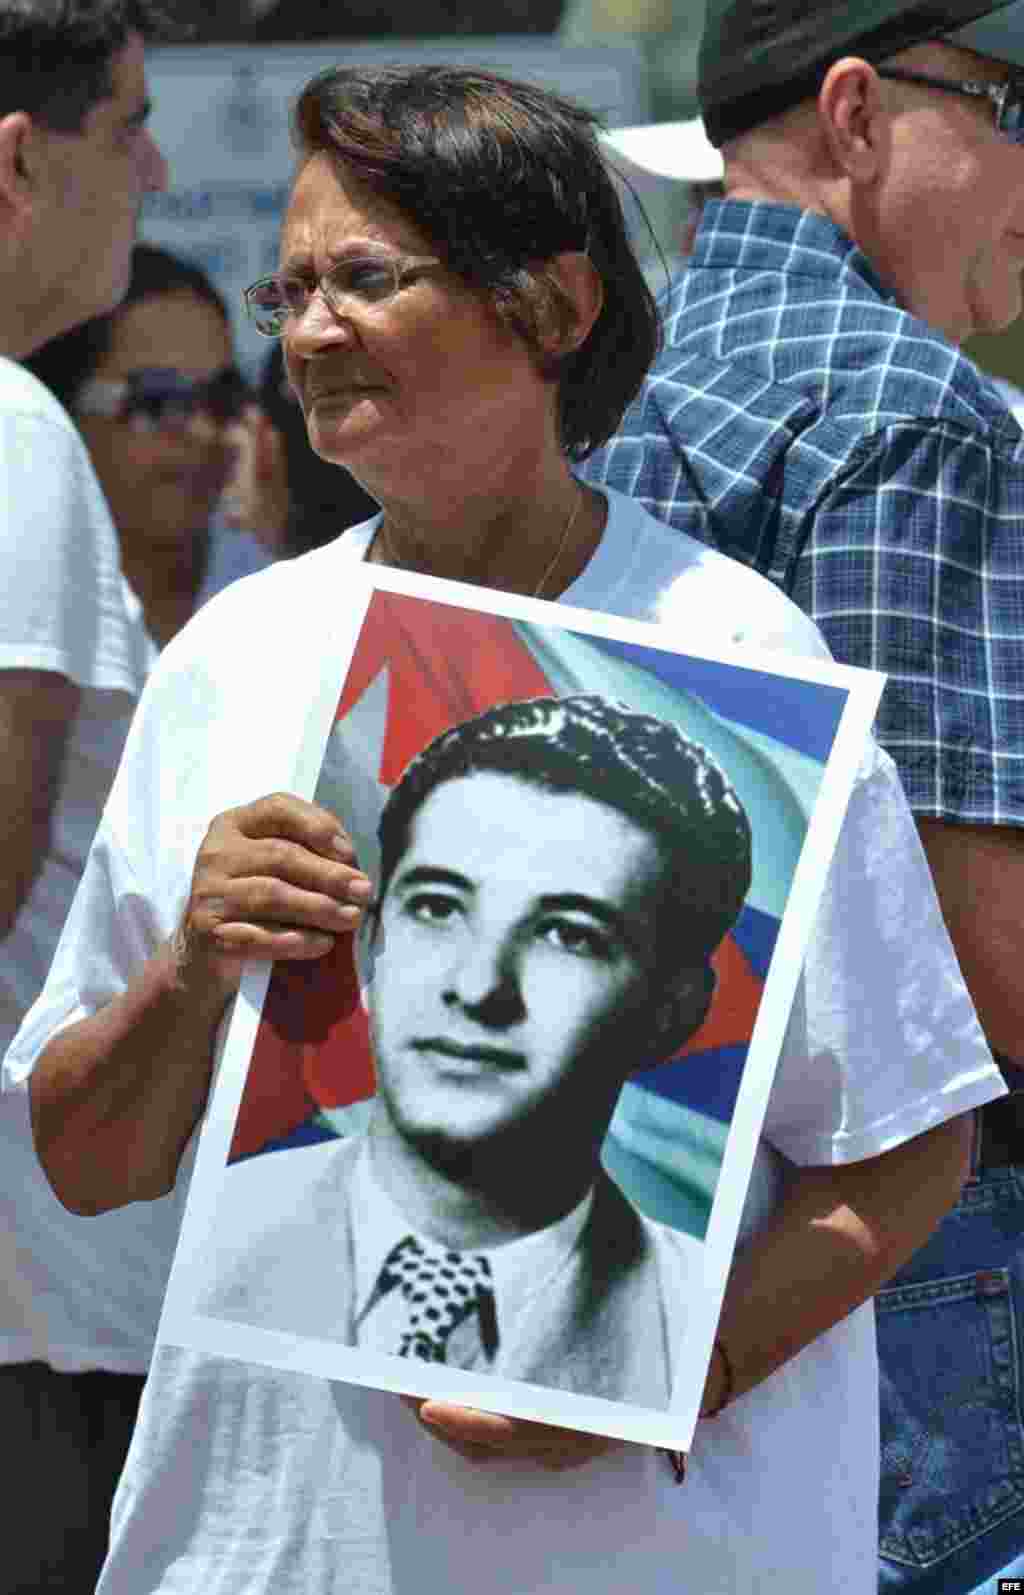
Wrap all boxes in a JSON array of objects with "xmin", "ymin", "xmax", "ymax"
[{"xmin": 367, "ymin": 770, "xmax": 671, "ymax": 1159}]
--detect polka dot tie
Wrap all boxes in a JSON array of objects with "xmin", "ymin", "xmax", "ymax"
[{"xmin": 377, "ymin": 1235, "xmax": 498, "ymax": 1363}]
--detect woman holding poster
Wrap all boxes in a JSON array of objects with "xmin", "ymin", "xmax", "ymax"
[{"xmin": 7, "ymin": 63, "xmax": 1001, "ymax": 1595}]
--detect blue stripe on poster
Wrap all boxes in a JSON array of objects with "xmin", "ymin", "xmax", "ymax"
[
  {"xmin": 732, "ymin": 900, "xmax": 780, "ymax": 980},
  {"xmin": 584, "ymin": 634, "xmax": 846, "ymax": 764},
  {"xmin": 632, "ymin": 1043, "xmax": 750, "ymax": 1127},
  {"xmin": 237, "ymin": 1117, "xmax": 339, "ymax": 1161}
]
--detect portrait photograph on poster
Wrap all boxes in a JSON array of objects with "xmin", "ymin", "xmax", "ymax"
[{"xmin": 158, "ymin": 565, "xmax": 883, "ymax": 1451}]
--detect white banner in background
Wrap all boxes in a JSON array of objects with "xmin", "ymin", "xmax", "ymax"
[{"xmin": 142, "ymin": 39, "xmax": 651, "ymax": 376}]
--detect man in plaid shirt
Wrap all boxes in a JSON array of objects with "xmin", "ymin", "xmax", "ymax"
[{"xmin": 583, "ymin": 1, "xmax": 1024, "ymax": 1591}]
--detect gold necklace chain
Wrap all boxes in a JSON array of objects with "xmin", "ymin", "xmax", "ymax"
[
  {"xmin": 372, "ymin": 485, "xmax": 584, "ymax": 599},
  {"xmin": 530, "ymin": 485, "xmax": 584, "ymax": 599}
]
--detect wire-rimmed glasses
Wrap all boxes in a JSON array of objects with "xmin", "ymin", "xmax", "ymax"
[{"xmin": 243, "ymin": 254, "xmax": 443, "ymax": 338}]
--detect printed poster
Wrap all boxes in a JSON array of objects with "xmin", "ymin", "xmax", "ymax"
[{"xmin": 159, "ymin": 566, "xmax": 883, "ymax": 1450}]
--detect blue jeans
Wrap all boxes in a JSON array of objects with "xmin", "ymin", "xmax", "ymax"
[{"xmin": 877, "ymin": 1160, "xmax": 1024, "ymax": 1595}]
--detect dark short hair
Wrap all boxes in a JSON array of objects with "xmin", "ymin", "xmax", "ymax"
[
  {"xmin": 0, "ymin": 1, "xmax": 181, "ymax": 132},
  {"xmin": 25, "ymin": 243, "xmax": 229, "ymax": 410},
  {"xmin": 291, "ymin": 65, "xmax": 661, "ymax": 461},
  {"xmin": 376, "ymin": 694, "xmax": 752, "ymax": 977}
]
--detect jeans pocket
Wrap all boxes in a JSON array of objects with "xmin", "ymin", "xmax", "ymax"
[{"xmin": 877, "ymin": 1268, "xmax": 1024, "ymax": 1569}]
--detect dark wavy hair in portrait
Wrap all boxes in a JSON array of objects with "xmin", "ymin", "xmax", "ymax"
[
  {"xmin": 377, "ymin": 694, "xmax": 752, "ymax": 993},
  {"xmin": 292, "ymin": 65, "xmax": 661, "ymax": 460},
  {"xmin": 0, "ymin": 2, "xmax": 182, "ymax": 131}
]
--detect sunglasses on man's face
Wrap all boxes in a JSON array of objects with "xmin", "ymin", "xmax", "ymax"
[{"xmin": 74, "ymin": 366, "xmax": 250, "ymax": 432}]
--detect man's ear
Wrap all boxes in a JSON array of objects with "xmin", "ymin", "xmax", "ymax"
[
  {"xmin": 646, "ymin": 963, "xmax": 716, "ymax": 1058},
  {"xmin": 818, "ymin": 56, "xmax": 888, "ymax": 184},
  {"xmin": 534, "ymin": 250, "xmax": 604, "ymax": 359},
  {"xmin": 0, "ymin": 112, "xmax": 40, "ymax": 226}
]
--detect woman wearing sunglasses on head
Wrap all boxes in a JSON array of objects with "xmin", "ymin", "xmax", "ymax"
[
  {"xmin": 10, "ymin": 65, "xmax": 998, "ymax": 1595},
  {"xmin": 27, "ymin": 245, "xmax": 271, "ymax": 650}
]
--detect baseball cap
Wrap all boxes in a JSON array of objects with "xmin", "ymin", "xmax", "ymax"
[
  {"xmin": 599, "ymin": 118, "xmax": 724, "ymax": 183},
  {"xmin": 700, "ymin": 0, "xmax": 1024, "ymax": 146}
]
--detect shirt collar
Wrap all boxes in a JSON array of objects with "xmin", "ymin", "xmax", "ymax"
[{"xmin": 692, "ymin": 198, "xmax": 900, "ymax": 309}]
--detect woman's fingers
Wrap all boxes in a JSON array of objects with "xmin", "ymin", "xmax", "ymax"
[
  {"xmin": 220, "ymin": 792, "xmax": 360, "ymax": 862},
  {"xmin": 175, "ymin": 793, "xmax": 372, "ymax": 989}
]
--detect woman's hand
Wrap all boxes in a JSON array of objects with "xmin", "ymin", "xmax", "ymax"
[
  {"xmin": 173, "ymin": 792, "xmax": 372, "ymax": 1004},
  {"xmin": 32, "ymin": 793, "xmax": 371, "ymax": 1215},
  {"xmin": 399, "ymin": 1335, "xmax": 734, "ymax": 1476},
  {"xmin": 401, "ymin": 1396, "xmax": 625, "ymax": 1471}
]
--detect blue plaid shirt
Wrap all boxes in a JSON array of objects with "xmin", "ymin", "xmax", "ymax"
[{"xmin": 581, "ymin": 199, "xmax": 1024, "ymax": 827}]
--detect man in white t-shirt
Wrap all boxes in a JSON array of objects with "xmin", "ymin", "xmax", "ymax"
[
  {"xmin": 0, "ymin": 4, "xmax": 170, "ymax": 1589},
  {"xmin": 204, "ymin": 694, "xmax": 751, "ymax": 1405},
  {"xmin": 5, "ymin": 490, "xmax": 1007, "ymax": 1594}
]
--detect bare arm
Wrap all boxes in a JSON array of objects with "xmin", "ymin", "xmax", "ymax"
[
  {"xmin": 407, "ymin": 1112, "xmax": 972, "ymax": 1467},
  {"xmin": 706, "ymin": 1111, "xmax": 970, "ymax": 1407},
  {"xmin": 29, "ymin": 793, "xmax": 372, "ymax": 1216},
  {"xmin": 917, "ymin": 818, "xmax": 1024, "ymax": 1061},
  {"xmin": 0, "ymin": 670, "xmax": 79, "ymax": 939}
]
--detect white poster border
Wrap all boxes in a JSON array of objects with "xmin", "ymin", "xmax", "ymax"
[{"xmin": 159, "ymin": 563, "xmax": 884, "ymax": 1451}]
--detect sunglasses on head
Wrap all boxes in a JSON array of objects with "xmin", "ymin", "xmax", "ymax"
[{"xmin": 74, "ymin": 366, "xmax": 250, "ymax": 431}]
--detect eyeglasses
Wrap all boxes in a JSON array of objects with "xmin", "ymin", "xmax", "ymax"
[
  {"xmin": 243, "ymin": 254, "xmax": 443, "ymax": 338},
  {"xmin": 74, "ymin": 366, "xmax": 250, "ymax": 432},
  {"xmin": 875, "ymin": 67, "xmax": 1024, "ymax": 144}
]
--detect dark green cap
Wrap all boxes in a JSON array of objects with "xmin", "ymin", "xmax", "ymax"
[{"xmin": 699, "ymin": 0, "xmax": 1024, "ymax": 145}]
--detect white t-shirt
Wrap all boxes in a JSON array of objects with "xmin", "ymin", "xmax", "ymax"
[
  {"xmin": 0, "ymin": 358, "xmax": 180, "ymax": 1373},
  {"xmin": 4, "ymin": 487, "xmax": 1002, "ymax": 1593}
]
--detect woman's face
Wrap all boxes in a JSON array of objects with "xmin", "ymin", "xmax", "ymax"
[
  {"xmin": 77, "ymin": 289, "xmax": 237, "ymax": 553},
  {"xmin": 279, "ymin": 154, "xmax": 554, "ymax": 497}
]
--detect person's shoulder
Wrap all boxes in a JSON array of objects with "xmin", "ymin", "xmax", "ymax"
[
  {"xmin": 0, "ymin": 355, "xmax": 82, "ymax": 437},
  {"xmin": 668, "ymin": 547, "xmax": 830, "ymax": 659},
  {"xmin": 153, "ymin": 523, "xmax": 373, "ymax": 679},
  {"xmin": 206, "ymin": 1139, "xmax": 357, "ymax": 1270},
  {"xmin": 220, "ymin": 1135, "xmax": 355, "ymax": 1210},
  {"xmin": 867, "ymin": 311, "xmax": 1023, "ymax": 444},
  {"xmin": 207, "ymin": 523, "xmax": 369, "ymax": 609},
  {"xmin": 198, "ymin": 523, "xmax": 276, "ymax": 606},
  {"xmin": 590, "ymin": 1169, "xmax": 697, "ymax": 1281},
  {"xmin": 589, "ymin": 1166, "xmax": 689, "ymax": 1251},
  {"xmin": 198, "ymin": 1138, "xmax": 358, "ymax": 1330},
  {"xmin": 605, "ymin": 490, "xmax": 831, "ymax": 661},
  {"xmin": 655, "ymin": 209, "xmax": 1020, "ymax": 448}
]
